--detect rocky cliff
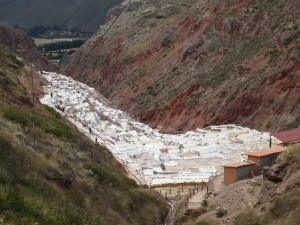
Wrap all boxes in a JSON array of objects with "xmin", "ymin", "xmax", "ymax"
[
  {"xmin": 61, "ymin": 0, "xmax": 300, "ymax": 133},
  {"xmin": 0, "ymin": 24, "xmax": 58, "ymax": 71}
]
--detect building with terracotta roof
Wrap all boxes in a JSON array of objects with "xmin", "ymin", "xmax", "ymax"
[
  {"xmin": 242, "ymin": 145, "xmax": 286, "ymax": 173},
  {"xmin": 272, "ymin": 127, "xmax": 300, "ymax": 144},
  {"xmin": 223, "ymin": 161, "xmax": 256, "ymax": 185},
  {"xmin": 223, "ymin": 145, "xmax": 287, "ymax": 185}
]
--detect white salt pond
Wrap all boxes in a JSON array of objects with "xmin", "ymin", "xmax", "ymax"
[{"xmin": 39, "ymin": 72, "xmax": 280, "ymax": 187}]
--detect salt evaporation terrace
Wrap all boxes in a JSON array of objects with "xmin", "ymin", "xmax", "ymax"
[{"xmin": 40, "ymin": 72, "xmax": 276, "ymax": 187}]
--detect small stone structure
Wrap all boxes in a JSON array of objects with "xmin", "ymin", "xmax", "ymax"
[
  {"xmin": 242, "ymin": 145, "xmax": 286, "ymax": 173},
  {"xmin": 223, "ymin": 161, "xmax": 255, "ymax": 185},
  {"xmin": 224, "ymin": 145, "xmax": 287, "ymax": 185}
]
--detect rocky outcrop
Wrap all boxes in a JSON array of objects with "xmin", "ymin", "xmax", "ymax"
[
  {"xmin": 61, "ymin": 0, "xmax": 300, "ymax": 133},
  {"xmin": 0, "ymin": 24, "xmax": 58, "ymax": 71},
  {"xmin": 264, "ymin": 161, "xmax": 291, "ymax": 183},
  {"xmin": 265, "ymin": 145, "xmax": 300, "ymax": 187}
]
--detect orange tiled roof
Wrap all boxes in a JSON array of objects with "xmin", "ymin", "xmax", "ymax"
[
  {"xmin": 242, "ymin": 145, "xmax": 286, "ymax": 157},
  {"xmin": 223, "ymin": 161, "xmax": 255, "ymax": 168}
]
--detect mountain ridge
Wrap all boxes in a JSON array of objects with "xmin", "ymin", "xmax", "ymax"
[
  {"xmin": 0, "ymin": 0, "xmax": 124, "ymax": 32},
  {"xmin": 61, "ymin": 0, "xmax": 300, "ymax": 134}
]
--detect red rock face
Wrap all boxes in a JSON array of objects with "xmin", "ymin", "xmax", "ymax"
[{"xmin": 62, "ymin": 0, "xmax": 300, "ymax": 133}]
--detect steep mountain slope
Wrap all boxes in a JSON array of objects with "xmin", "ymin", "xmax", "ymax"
[
  {"xmin": 0, "ymin": 24, "xmax": 58, "ymax": 71},
  {"xmin": 0, "ymin": 47, "xmax": 168, "ymax": 224},
  {"xmin": 62, "ymin": 0, "xmax": 300, "ymax": 134},
  {"xmin": 0, "ymin": 0, "xmax": 123, "ymax": 32}
]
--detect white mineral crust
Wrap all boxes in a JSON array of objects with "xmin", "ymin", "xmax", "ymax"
[{"xmin": 39, "ymin": 72, "xmax": 280, "ymax": 186}]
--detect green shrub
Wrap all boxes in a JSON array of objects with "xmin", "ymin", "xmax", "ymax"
[
  {"xmin": 202, "ymin": 199, "xmax": 208, "ymax": 207},
  {"xmin": 161, "ymin": 37, "xmax": 172, "ymax": 48},
  {"xmin": 146, "ymin": 85, "xmax": 158, "ymax": 97},
  {"xmin": 251, "ymin": 182, "xmax": 262, "ymax": 188},
  {"xmin": 155, "ymin": 15, "xmax": 165, "ymax": 19},
  {"xmin": 215, "ymin": 208, "xmax": 228, "ymax": 218}
]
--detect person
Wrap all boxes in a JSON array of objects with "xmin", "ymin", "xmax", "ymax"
[
  {"xmin": 89, "ymin": 127, "xmax": 92, "ymax": 134},
  {"xmin": 95, "ymin": 137, "xmax": 98, "ymax": 143},
  {"xmin": 50, "ymin": 92, "xmax": 53, "ymax": 98}
]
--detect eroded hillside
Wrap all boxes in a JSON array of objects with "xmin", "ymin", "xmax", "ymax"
[
  {"xmin": 0, "ymin": 46, "xmax": 168, "ymax": 224},
  {"xmin": 62, "ymin": 0, "xmax": 300, "ymax": 133},
  {"xmin": 0, "ymin": 24, "xmax": 58, "ymax": 71}
]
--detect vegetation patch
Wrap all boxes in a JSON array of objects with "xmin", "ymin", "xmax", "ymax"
[
  {"xmin": 215, "ymin": 208, "xmax": 228, "ymax": 218},
  {"xmin": 44, "ymin": 105, "xmax": 61, "ymax": 119},
  {"xmin": 38, "ymin": 39, "xmax": 86, "ymax": 52},
  {"xmin": 147, "ymin": 85, "xmax": 158, "ymax": 97},
  {"xmin": 175, "ymin": 207, "xmax": 208, "ymax": 225},
  {"xmin": 3, "ymin": 108, "xmax": 28, "ymax": 126},
  {"xmin": 84, "ymin": 163, "xmax": 137, "ymax": 191},
  {"xmin": 161, "ymin": 37, "xmax": 172, "ymax": 48},
  {"xmin": 41, "ymin": 117, "xmax": 74, "ymax": 140},
  {"xmin": 234, "ymin": 210, "xmax": 262, "ymax": 225},
  {"xmin": 185, "ymin": 90, "xmax": 205, "ymax": 109},
  {"xmin": 270, "ymin": 190, "xmax": 300, "ymax": 219}
]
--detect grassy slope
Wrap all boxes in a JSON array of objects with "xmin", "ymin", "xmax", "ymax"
[
  {"xmin": 0, "ymin": 47, "xmax": 168, "ymax": 224},
  {"xmin": 233, "ymin": 144, "xmax": 300, "ymax": 225},
  {"xmin": 0, "ymin": 0, "xmax": 123, "ymax": 32}
]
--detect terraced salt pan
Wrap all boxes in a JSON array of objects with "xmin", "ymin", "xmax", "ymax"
[{"xmin": 40, "ymin": 72, "xmax": 279, "ymax": 186}]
